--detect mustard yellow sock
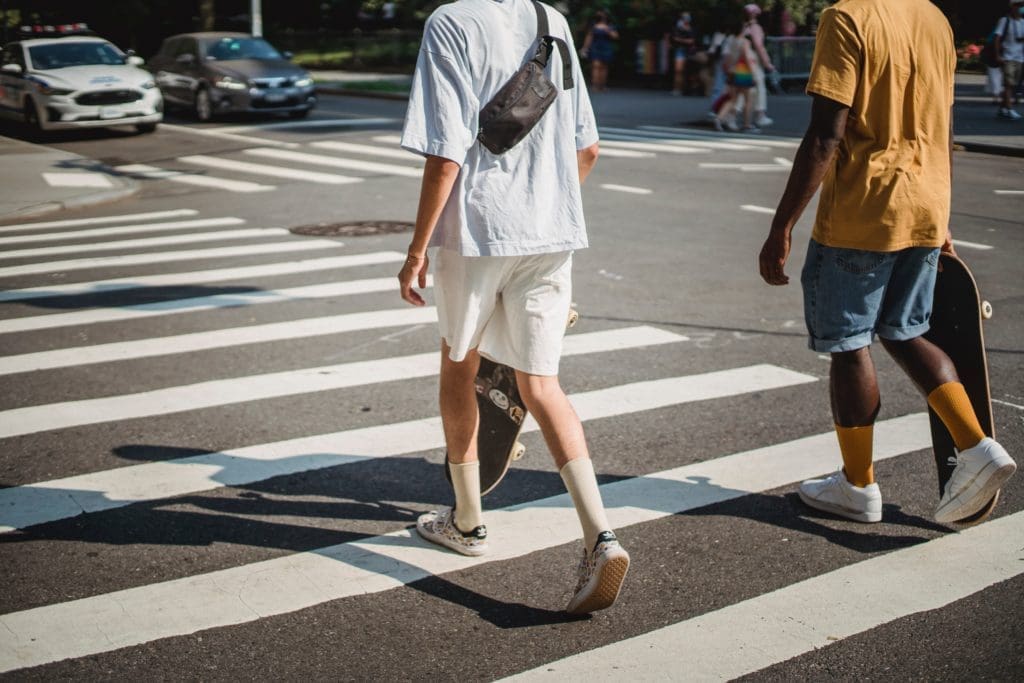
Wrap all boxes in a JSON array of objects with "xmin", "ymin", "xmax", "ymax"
[
  {"xmin": 927, "ymin": 382, "xmax": 985, "ymax": 451},
  {"xmin": 835, "ymin": 424, "xmax": 874, "ymax": 488}
]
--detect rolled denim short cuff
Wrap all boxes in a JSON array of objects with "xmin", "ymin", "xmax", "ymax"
[
  {"xmin": 807, "ymin": 331, "xmax": 874, "ymax": 354},
  {"xmin": 877, "ymin": 319, "xmax": 930, "ymax": 342}
]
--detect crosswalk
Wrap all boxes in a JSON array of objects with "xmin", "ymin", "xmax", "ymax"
[
  {"xmin": 0, "ymin": 204, "xmax": 1018, "ymax": 677},
  {"xmin": 87, "ymin": 123, "xmax": 801, "ymax": 197}
]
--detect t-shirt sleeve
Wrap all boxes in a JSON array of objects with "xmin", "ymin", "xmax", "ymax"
[
  {"xmin": 401, "ymin": 15, "xmax": 478, "ymax": 164},
  {"xmin": 805, "ymin": 8, "xmax": 861, "ymax": 107}
]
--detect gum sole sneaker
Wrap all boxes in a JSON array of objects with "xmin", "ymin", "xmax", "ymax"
[
  {"xmin": 798, "ymin": 470, "xmax": 882, "ymax": 523},
  {"xmin": 416, "ymin": 508, "xmax": 488, "ymax": 557},
  {"xmin": 566, "ymin": 531, "xmax": 630, "ymax": 615},
  {"xmin": 936, "ymin": 438, "xmax": 1016, "ymax": 524}
]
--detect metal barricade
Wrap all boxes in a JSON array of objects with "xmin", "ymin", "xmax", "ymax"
[{"xmin": 766, "ymin": 36, "xmax": 815, "ymax": 82}]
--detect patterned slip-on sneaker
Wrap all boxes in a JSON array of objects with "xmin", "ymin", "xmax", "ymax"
[
  {"xmin": 416, "ymin": 507, "xmax": 488, "ymax": 557},
  {"xmin": 566, "ymin": 531, "xmax": 630, "ymax": 615}
]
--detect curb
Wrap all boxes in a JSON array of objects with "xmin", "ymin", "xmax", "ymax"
[
  {"xmin": 0, "ymin": 182, "xmax": 140, "ymax": 223},
  {"xmin": 954, "ymin": 140, "xmax": 1024, "ymax": 158}
]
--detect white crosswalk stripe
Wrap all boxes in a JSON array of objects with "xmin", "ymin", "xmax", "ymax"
[
  {"xmin": 0, "ymin": 203, "xmax": 1014, "ymax": 678},
  {"xmin": 243, "ymin": 147, "xmax": 423, "ymax": 178},
  {"xmin": 114, "ymin": 164, "xmax": 276, "ymax": 193},
  {"xmin": 177, "ymin": 155, "xmax": 363, "ymax": 185}
]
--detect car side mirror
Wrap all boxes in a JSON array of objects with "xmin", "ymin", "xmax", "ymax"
[
  {"xmin": 127, "ymin": 55, "xmax": 145, "ymax": 66},
  {"xmin": 176, "ymin": 53, "xmax": 195, "ymax": 64},
  {"xmin": 282, "ymin": 51, "xmax": 294, "ymax": 60},
  {"xmin": 1, "ymin": 63, "xmax": 23, "ymax": 74}
]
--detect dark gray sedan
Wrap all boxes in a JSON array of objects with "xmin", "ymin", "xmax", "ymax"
[{"xmin": 149, "ymin": 32, "xmax": 315, "ymax": 121}]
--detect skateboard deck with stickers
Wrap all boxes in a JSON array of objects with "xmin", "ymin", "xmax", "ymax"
[
  {"xmin": 923, "ymin": 253, "xmax": 997, "ymax": 526},
  {"xmin": 446, "ymin": 309, "xmax": 579, "ymax": 495}
]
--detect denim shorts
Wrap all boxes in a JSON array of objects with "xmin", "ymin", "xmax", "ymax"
[{"xmin": 800, "ymin": 239, "xmax": 940, "ymax": 353}]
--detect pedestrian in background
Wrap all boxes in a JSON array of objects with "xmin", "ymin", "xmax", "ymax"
[
  {"xmin": 399, "ymin": 0, "xmax": 630, "ymax": 615},
  {"xmin": 580, "ymin": 10, "xmax": 619, "ymax": 92},
  {"xmin": 741, "ymin": 3, "xmax": 775, "ymax": 127},
  {"xmin": 714, "ymin": 21, "xmax": 756, "ymax": 131},
  {"xmin": 994, "ymin": 0, "xmax": 1024, "ymax": 119},
  {"xmin": 759, "ymin": 0, "xmax": 1016, "ymax": 526},
  {"xmin": 670, "ymin": 11, "xmax": 697, "ymax": 95}
]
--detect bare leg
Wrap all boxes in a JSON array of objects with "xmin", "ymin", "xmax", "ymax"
[
  {"xmin": 880, "ymin": 336, "xmax": 959, "ymax": 396},
  {"xmin": 673, "ymin": 58, "xmax": 685, "ymax": 93},
  {"xmin": 830, "ymin": 347, "xmax": 880, "ymax": 427},
  {"xmin": 514, "ymin": 371, "xmax": 588, "ymax": 469},
  {"xmin": 742, "ymin": 88, "xmax": 755, "ymax": 128},
  {"xmin": 440, "ymin": 341, "xmax": 480, "ymax": 464}
]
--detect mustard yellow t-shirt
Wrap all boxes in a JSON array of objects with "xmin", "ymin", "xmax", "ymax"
[{"xmin": 806, "ymin": 0, "xmax": 956, "ymax": 252}]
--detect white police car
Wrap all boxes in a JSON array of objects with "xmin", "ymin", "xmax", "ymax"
[{"xmin": 0, "ymin": 25, "xmax": 162, "ymax": 133}]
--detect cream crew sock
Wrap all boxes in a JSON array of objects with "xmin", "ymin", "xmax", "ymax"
[
  {"xmin": 559, "ymin": 457, "xmax": 613, "ymax": 549},
  {"xmin": 449, "ymin": 459, "xmax": 483, "ymax": 532}
]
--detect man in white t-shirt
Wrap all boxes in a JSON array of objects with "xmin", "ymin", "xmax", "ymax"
[
  {"xmin": 996, "ymin": 0, "xmax": 1024, "ymax": 119},
  {"xmin": 397, "ymin": 0, "xmax": 629, "ymax": 615}
]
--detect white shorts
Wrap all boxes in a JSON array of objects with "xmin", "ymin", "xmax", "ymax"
[{"xmin": 434, "ymin": 248, "xmax": 573, "ymax": 376}]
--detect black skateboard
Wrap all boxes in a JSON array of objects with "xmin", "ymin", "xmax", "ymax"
[
  {"xmin": 923, "ymin": 253, "xmax": 997, "ymax": 526},
  {"xmin": 446, "ymin": 309, "xmax": 579, "ymax": 495}
]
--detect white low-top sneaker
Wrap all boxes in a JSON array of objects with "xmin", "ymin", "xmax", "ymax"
[
  {"xmin": 936, "ymin": 438, "xmax": 1016, "ymax": 524},
  {"xmin": 416, "ymin": 507, "xmax": 488, "ymax": 557},
  {"xmin": 798, "ymin": 470, "xmax": 882, "ymax": 523},
  {"xmin": 566, "ymin": 531, "xmax": 630, "ymax": 615}
]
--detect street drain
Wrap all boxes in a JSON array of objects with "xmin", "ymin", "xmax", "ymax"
[{"xmin": 289, "ymin": 221, "xmax": 415, "ymax": 237}]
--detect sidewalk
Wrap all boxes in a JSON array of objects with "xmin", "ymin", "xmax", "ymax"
[
  {"xmin": 312, "ymin": 69, "xmax": 1024, "ymax": 155},
  {"xmin": 0, "ymin": 135, "xmax": 138, "ymax": 223}
]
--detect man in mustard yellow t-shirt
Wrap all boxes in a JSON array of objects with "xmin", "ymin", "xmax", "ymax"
[{"xmin": 758, "ymin": 0, "xmax": 1015, "ymax": 525}]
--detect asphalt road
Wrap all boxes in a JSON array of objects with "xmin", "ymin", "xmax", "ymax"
[{"xmin": 0, "ymin": 93, "xmax": 1022, "ymax": 680}]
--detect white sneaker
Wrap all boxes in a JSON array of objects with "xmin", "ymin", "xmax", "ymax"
[
  {"xmin": 998, "ymin": 108, "xmax": 1023, "ymax": 120},
  {"xmin": 935, "ymin": 438, "xmax": 1016, "ymax": 524},
  {"xmin": 566, "ymin": 531, "xmax": 630, "ymax": 615},
  {"xmin": 755, "ymin": 114, "xmax": 774, "ymax": 127},
  {"xmin": 798, "ymin": 470, "xmax": 882, "ymax": 523},
  {"xmin": 416, "ymin": 507, "xmax": 488, "ymax": 557}
]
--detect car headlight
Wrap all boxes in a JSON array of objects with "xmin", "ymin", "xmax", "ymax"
[
  {"xmin": 34, "ymin": 81, "xmax": 73, "ymax": 96},
  {"xmin": 294, "ymin": 76, "xmax": 313, "ymax": 88},
  {"xmin": 141, "ymin": 80, "xmax": 157, "ymax": 89},
  {"xmin": 213, "ymin": 76, "xmax": 248, "ymax": 91}
]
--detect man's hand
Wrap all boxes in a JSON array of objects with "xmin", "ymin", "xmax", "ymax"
[
  {"xmin": 398, "ymin": 252, "xmax": 430, "ymax": 306},
  {"xmin": 941, "ymin": 230, "xmax": 956, "ymax": 257},
  {"xmin": 759, "ymin": 231, "xmax": 792, "ymax": 285}
]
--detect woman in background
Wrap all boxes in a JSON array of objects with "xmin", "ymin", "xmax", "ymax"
[
  {"xmin": 580, "ymin": 10, "xmax": 619, "ymax": 92},
  {"xmin": 714, "ymin": 21, "xmax": 757, "ymax": 132}
]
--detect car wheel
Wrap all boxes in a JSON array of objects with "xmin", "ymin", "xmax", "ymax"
[
  {"xmin": 193, "ymin": 87, "xmax": 213, "ymax": 122},
  {"xmin": 288, "ymin": 108, "xmax": 310, "ymax": 120},
  {"xmin": 135, "ymin": 122, "xmax": 158, "ymax": 134},
  {"xmin": 23, "ymin": 98, "xmax": 43, "ymax": 134}
]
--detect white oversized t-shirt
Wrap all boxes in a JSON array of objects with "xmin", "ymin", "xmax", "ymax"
[
  {"xmin": 996, "ymin": 16, "xmax": 1024, "ymax": 62},
  {"xmin": 401, "ymin": 0, "xmax": 598, "ymax": 257}
]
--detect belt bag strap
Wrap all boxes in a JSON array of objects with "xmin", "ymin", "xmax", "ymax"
[{"xmin": 531, "ymin": 0, "xmax": 573, "ymax": 89}]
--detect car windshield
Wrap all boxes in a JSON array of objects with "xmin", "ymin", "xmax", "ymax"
[
  {"xmin": 204, "ymin": 37, "xmax": 281, "ymax": 61},
  {"xmin": 28, "ymin": 42, "xmax": 125, "ymax": 70}
]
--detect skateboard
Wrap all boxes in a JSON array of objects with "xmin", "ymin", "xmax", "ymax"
[
  {"xmin": 923, "ymin": 253, "xmax": 997, "ymax": 526},
  {"xmin": 446, "ymin": 309, "xmax": 579, "ymax": 496}
]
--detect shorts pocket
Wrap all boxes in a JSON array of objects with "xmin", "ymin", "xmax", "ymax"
[{"xmin": 834, "ymin": 249, "xmax": 888, "ymax": 275}]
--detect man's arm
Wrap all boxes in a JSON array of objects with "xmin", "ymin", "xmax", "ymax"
[
  {"xmin": 398, "ymin": 155, "xmax": 460, "ymax": 306},
  {"xmin": 758, "ymin": 94, "xmax": 848, "ymax": 285},
  {"xmin": 577, "ymin": 143, "xmax": 599, "ymax": 184},
  {"xmin": 944, "ymin": 107, "xmax": 956, "ymax": 255}
]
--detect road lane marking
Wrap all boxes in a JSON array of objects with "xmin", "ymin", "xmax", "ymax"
[
  {"xmin": 0, "ymin": 307, "xmax": 439, "ymax": 375},
  {"xmin": 310, "ymin": 140, "xmax": 425, "ymax": 161},
  {"xmin": 0, "ymin": 276, "xmax": 410, "ymax": 334},
  {"xmin": 0, "ymin": 240, "xmax": 341, "ymax": 279},
  {"xmin": 700, "ymin": 158, "xmax": 792, "ymax": 172},
  {"xmin": 592, "ymin": 147, "xmax": 656, "ymax": 158},
  {"xmin": 371, "ymin": 134, "xmax": 403, "ymax": 144},
  {"xmin": 640, "ymin": 124, "xmax": 801, "ymax": 148},
  {"xmin": 115, "ymin": 164, "xmax": 276, "ymax": 193},
  {"xmin": 214, "ymin": 118, "xmax": 397, "ymax": 134},
  {"xmin": 157, "ymin": 122, "xmax": 301, "ymax": 149},
  {"xmin": 600, "ymin": 184, "xmax": 652, "ymax": 195},
  {"xmin": 0, "ymin": 228, "xmax": 284, "ymax": 261},
  {"xmin": 0, "ymin": 217, "xmax": 244, "ymax": 247},
  {"xmin": 0, "ymin": 209, "xmax": 198, "ymax": 233},
  {"xmin": 600, "ymin": 126, "xmax": 767, "ymax": 151},
  {"xmin": 1, "ymin": 412, "xmax": 941, "ymax": 674},
  {"xmin": 952, "ymin": 239, "xmax": 993, "ymax": 251},
  {"xmin": 244, "ymin": 147, "xmax": 422, "ymax": 178},
  {"xmin": 600, "ymin": 139, "xmax": 710, "ymax": 155},
  {"xmin": 508, "ymin": 507, "xmax": 1024, "ymax": 681},
  {"xmin": 0, "ymin": 327, "xmax": 684, "ymax": 439},
  {"xmin": 0, "ymin": 252, "xmax": 411, "ymax": 304},
  {"xmin": 177, "ymin": 155, "xmax": 363, "ymax": 185},
  {"xmin": 741, "ymin": 204, "xmax": 776, "ymax": 215},
  {"xmin": 993, "ymin": 190, "xmax": 1024, "ymax": 195},
  {"xmin": 41, "ymin": 172, "xmax": 113, "ymax": 188}
]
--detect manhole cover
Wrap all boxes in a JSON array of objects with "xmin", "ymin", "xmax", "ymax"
[{"xmin": 290, "ymin": 221, "xmax": 414, "ymax": 237}]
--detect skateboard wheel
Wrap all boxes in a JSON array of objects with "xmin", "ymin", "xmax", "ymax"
[
  {"xmin": 981, "ymin": 300, "xmax": 993, "ymax": 320},
  {"xmin": 567, "ymin": 309, "xmax": 579, "ymax": 328},
  {"xmin": 512, "ymin": 442, "xmax": 526, "ymax": 460}
]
